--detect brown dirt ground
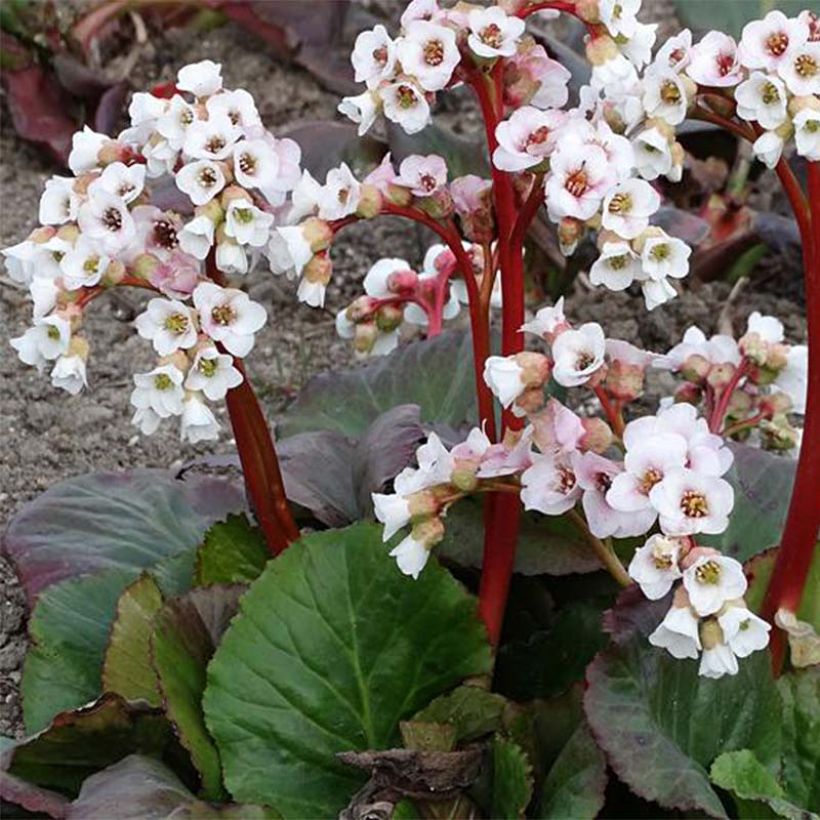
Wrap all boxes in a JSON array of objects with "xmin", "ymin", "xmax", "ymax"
[{"xmin": 0, "ymin": 4, "xmax": 807, "ymax": 738}]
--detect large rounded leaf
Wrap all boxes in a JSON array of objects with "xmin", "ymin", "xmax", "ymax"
[
  {"xmin": 3, "ymin": 470, "xmax": 245, "ymax": 604},
  {"xmin": 203, "ymin": 523, "xmax": 491, "ymax": 818}
]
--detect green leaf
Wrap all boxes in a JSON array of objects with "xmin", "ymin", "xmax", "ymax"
[
  {"xmin": 439, "ymin": 499, "xmax": 601, "ymax": 576},
  {"xmin": 203, "ymin": 523, "xmax": 492, "ymax": 818},
  {"xmin": 3, "ymin": 469, "xmax": 244, "ymax": 603},
  {"xmin": 7, "ymin": 694, "xmax": 169, "ymax": 796},
  {"xmin": 778, "ymin": 668, "xmax": 820, "ymax": 813},
  {"xmin": 672, "ymin": 0, "xmax": 806, "ymax": 37},
  {"xmin": 584, "ymin": 596, "xmax": 782, "ymax": 818},
  {"xmin": 491, "ymin": 737, "xmax": 534, "ymax": 820},
  {"xmin": 66, "ymin": 754, "xmax": 280, "ymax": 819},
  {"xmin": 151, "ymin": 585, "xmax": 245, "ymax": 801},
  {"xmin": 195, "ymin": 515, "xmax": 269, "ymax": 586},
  {"xmin": 537, "ymin": 724, "xmax": 607, "ymax": 820},
  {"xmin": 700, "ymin": 445, "xmax": 796, "ymax": 561},
  {"xmin": 278, "ymin": 331, "xmax": 478, "ymax": 437},
  {"xmin": 413, "ymin": 686, "xmax": 507, "ymax": 744},
  {"xmin": 102, "ymin": 574, "xmax": 164, "ymax": 706}
]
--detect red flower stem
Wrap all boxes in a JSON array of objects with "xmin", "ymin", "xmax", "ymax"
[
  {"xmin": 205, "ymin": 254, "xmax": 299, "ymax": 554},
  {"xmin": 721, "ymin": 411, "xmax": 765, "ymax": 438},
  {"xmin": 509, "ymin": 173, "xmax": 545, "ymax": 251},
  {"xmin": 761, "ymin": 162, "xmax": 820, "ymax": 671},
  {"xmin": 707, "ymin": 359, "xmax": 750, "ymax": 433},
  {"xmin": 593, "ymin": 385, "xmax": 625, "ymax": 437}
]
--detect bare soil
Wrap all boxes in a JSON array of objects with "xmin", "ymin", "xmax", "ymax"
[{"xmin": 0, "ymin": 8, "xmax": 806, "ymax": 739}]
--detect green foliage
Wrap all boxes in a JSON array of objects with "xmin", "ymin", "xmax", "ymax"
[
  {"xmin": 413, "ymin": 686, "xmax": 508, "ymax": 744},
  {"xmin": 203, "ymin": 523, "xmax": 491, "ymax": 818},
  {"xmin": 673, "ymin": 0, "xmax": 807, "ymax": 37},
  {"xmin": 195, "ymin": 514, "xmax": 269, "ymax": 586},
  {"xmin": 490, "ymin": 736, "xmax": 534, "ymax": 820}
]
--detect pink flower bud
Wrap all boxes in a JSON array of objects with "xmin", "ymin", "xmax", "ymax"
[
  {"xmin": 356, "ymin": 183, "xmax": 384, "ymax": 219},
  {"xmin": 579, "ymin": 417, "xmax": 613, "ymax": 454},
  {"xmin": 301, "ymin": 217, "xmax": 334, "ymax": 252},
  {"xmin": 375, "ymin": 304, "xmax": 404, "ymax": 332},
  {"xmin": 605, "ymin": 360, "xmax": 645, "ymax": 402},
  {"xmin": 680, "ymin": 353, "xmax": 711, "ymax": 383},
  {"xmin": 674, "ymin": 381, "xmax": 702, "ymax": 405},
  {"xmin": 706, "ymin": 362, "xmax": 737, "ymax": 390}
]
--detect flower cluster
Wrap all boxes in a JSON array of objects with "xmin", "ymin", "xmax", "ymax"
[{"xmin": 4, "ymin": 60, "xmax": 301, "ymax": 442}]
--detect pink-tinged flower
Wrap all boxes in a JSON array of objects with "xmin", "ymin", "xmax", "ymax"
[
  {"xmin": 68, "ymin": 126, "xmax": 108, "ymax": 174},
  {"xmin": 380, "ymin": 80, "xmax": 431, "ymax": 134},
  {"xmin": 363, "ymin": 153, "xmax": 398, "ymax": 193},
  {"xmin": 794, "ymin": 109, "xmax": 820, "ymax": 160},
  {"xmin": 175, "ymin": 159, "xmax": 226, "ymax": 206},
  {"xmin": 545, "ymin": 144, "xmax": 615, "ymax": 222},
  {"xmin": 11, "ymin": 315, "xmax": 71, "ymax": 370},
  {"xmin": 493, "ymin": 107, "xmax": 565, "ymax": 172},
  {"xmin": 135, "ymin": 298, "xmax": 198, "ymax": 356},
  {"xmin": 207, "ymin": 88, "xmax": 261, "ymax": 129},
  {"xmin": 601, "ymin": 179, "xmax": 661, "ymax": 240},
  {"xmin": 739, "ymin": 10, "xmax": 809, "ymax": 72},
  {"xmin": 506, "ymin": 45, "xmax": 571, "ymax": 109},
  {"xmin": 529, "ymin": 398, "xmax": 584, "ymax": 454},
  {"xmin": 551, "ymin": 322, "xmax": 606, "ymax": 388},
  {"xmin": 735, "ymin": 72, "xmax": 788, "ymax": 130},
  {"xmin": 130, "ymin": 364, "xmax": 185, "ymax": 419},
  {"xmin": 643, "ymin": 71, "xmax": 689, "ymax": 126},
  {"xmin": 590, "ymin": 242, "xmax": 642, "ymax": 291},
  {"xmin": 395, "ymin": 154, "xmax": 447, "ymax": 196},
  {"xmin": 185, "ymin": 346, "xmax": 243, "ymax": 401},
  {"xmin": 363, "ymin": 257, "xmax": 416, "ymax": 297},
  {"xmin": 521, "ymin": 451, "xmax": 581, "ymax": 516},
  {"xmin": 649, "ymin": 603, "xmax": 701, "ymax": 659},
  {"xmin": 60, "ymin": 237, "xmax": 110, "ymax": 292},
  {"xmin": 401, "ymin": 0, "xmax": 440, "ymax": 28},
  {"xmin": 352, "ymin": 24, "xmax": 397, "ymax": 88},
  {"xmin": 576, "ymin": 452, "xmax": 655, "ymax": 538},
  {"xmin": 467, "ymin": 6, "xmax": 525, "ymax": 59},
  {"xmin": 77, "ymin": 191, "xmax": 136, "ymax": 255},
  {"xmin": 149, "ymin": 251, "xmax": 200, "ymax": 299},
  {"xmin": 181, "ymin": 393, "xmax": 220, "ymax": 443},
  {"xmin": 520, "ymin": 296, "xmax": 568, "ymax": 342},
  {"xmin": 177, "ymin": 59, "xmax": 223, "ymax": 97},
  {"xmin": 397, "ymin": 20, "xmax": 460, "ymax": 92},
  {"xmin": 653, "ymin": 326, "xmax": 741, "ymax": 371},
  {"xmin": 777, "ymin": 40, "xmax": 820, "ymax": 95},
  {"xmin": 650, "ymin": 29, "xmax": 692, "ymax": 75},
  {"xmin": 316, "ymin": 163, "xmax": 361, "ymax": 221},
  {"xmin": 193, "ymin": 282, "xmax": 267, "ymax": 357},
  {"xmin": 718, "ymin": 606, "xmax": 771, "ymax": 658},
  {"xmin": 628, "ymin": 534, "xmax": 686, "ymax": 599},
  {"xmin": 183, "ymin": 111, "xmax": 241, "ymax": 161},
  {"xmin": 338, "ymin": 90, "xmax": 379, "ymax": 137},
  {"xmin": 682, "ymin": 553, "xmax": 747, "ymax": 616},
  {"xmin": 476, "ymin": 430, "xmax": 534, "ymax": 479},
  {"xmin": 131, "ymin": 206, "xmax": 183, "ymax": 259},
  {"xmin": 450, "ymin": 175, "xmax": 494, "ymax": 242},
  {"xmin": 686, "ymin": 31, "xmax": 743, "ymax": 87},
  {"xmin": 650, "ymin": 468, "xmax": 734, "ymax": 537}
]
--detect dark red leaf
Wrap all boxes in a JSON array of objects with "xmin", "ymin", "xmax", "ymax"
[{"xmin": 93, "ymin": 80, "xmax": 129, "ymax": 136}]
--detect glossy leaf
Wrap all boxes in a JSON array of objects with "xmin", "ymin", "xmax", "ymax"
[
  {"xmin": 491, "ymin": 737, "xmax": 534, "ymax": 820},
  {"xmin": 195, "ymin": 514, "xmax": 269, "ymax": 587},
  {"xmin": 101, "ymin": 574, "xmax": 164, "ymax": 706},
  {"xmin": 151, "ymin": 585, "xmax": 244, "ymax": 800},
  {"xmin": 278, "ymin": 331, "xmax": 478, "ymax": 438},
  {"xmin": 203, "ymin": 523, "xmax": 491, "ymax": 818},
  {"xmin": 3, "ymin": 469, "xmax": 244, "ymax": 604}
]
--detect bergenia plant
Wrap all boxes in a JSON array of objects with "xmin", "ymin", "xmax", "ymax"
[{"xmin": 2, "ymin": 2, "xmax": 819, "ymax": 818}]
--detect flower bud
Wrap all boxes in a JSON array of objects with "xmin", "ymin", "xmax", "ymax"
[
  {"xmin": 354, "ymin": 322, "xmax": 379, "ymax": 354},
  {"xmin": 220, "ymin": 184, "xmax": 251, "ymax": 208},
  {"xmin": 29, "ymin": 226, "xmax": 57, "ymax": 244},
  {"xmin": 385, "ymin": 182, "xmax": 414, "ymax": 208},
  {"xmin": 67, "ymin": 335, "xmax": 90, "ymax": 361},
  {"xmin": 132, "ymin": 253, "xmax": 161, "ymax": 281},
  {"xmin": 789, "ymin": 94, "xmax": 820, "ymax": 117},
  {"xmin": 407, "ymin": 490, "xmax": 441, "ymax": 520},
  {"xmin": 417, "ymin": 188, "xmax": 454, "ymax": 219},
  {"xmin": 56, "ymin": 224, "xmax": 80, "ymax": 244},
  {"xmin": 739, "ymin": 332, "xmax": 767, "ymax": 366},
  {"xmin": 102, "ymin": 259, "xmax": 126, "ymax": 286},
  {"xmin": 586, "ymin": 34, "xmax": 619, "ymax": 66},
  {"xmin": 347, "ymin": 295, "xmax": 376, "ymax": 322},
  {"xmin": 706, "ymin": 363, "xmax": 736, "ymax": 391},
  {"xmin": 303, "ymin": 253, "xmax": 332, "ymax": 286},
  {"xmin": 680, "ymin": 353, "xmax": 711, "ymax": 383},
  {"xmin": 410, "ymin": 516, "xmax": 446, "ymax": 549},
  {"xmin": 726, "ymin": 388, "xmax": 753, "ymax": 417},
  {"xmin": 760, "ymin": 416, "xmax": 800, "ymax": 451},
  {"xmin": 759, "ymin": 391, "xmax": 792, "ymax": 418},
  {"xmin": 575, "ymin": 0, "xmax": 601, "ymax": 23},
  {"xmin": 356, "ymin": 184, "xmax": 383, "ymax": 219},
  {"xmin": 699, "ymin": 617, "xmax": 724, "ymax": 650},
  {"xmin": 605, "ymin": 360, "xmax": 645, "ymax": 401},
  {"xmin": 515, "ymin": 386, "xmax": 546, "ymax": 415},
  {"xmin": 196, "ymin": 198, "xmax": 224, "ymax": 226},
  {"xmin": 514, "ymin": 351, "xmax": 552, "ymax": 388},
  {"xmin": 451, "ymin": 465, "xmax": 479, "ymax": 493},
  {"xmin": 579, "ymin": 417, "xmax": 613, "ymax": 454},
  {"xmin": 97, "ymin": 140, "xmax": 127, "ymax": 166},
  {"xmin": 674, "ymin": 381, "xmax": 702, "ymax": 404},
  {"xmin": 375, "ymin": 304, "xmax": 404, "ymax": 332},
  {"xmin": 301, "ymin": 217, "xmax": 334, "ymax": 252}
]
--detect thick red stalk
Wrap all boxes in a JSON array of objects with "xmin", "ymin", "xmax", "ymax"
[{"xmin": 761, "ymin": 162, "xmax": 820, "ymax": 670}]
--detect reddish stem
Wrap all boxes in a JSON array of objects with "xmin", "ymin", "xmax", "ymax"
[
  {"xmin": 761, "ymin": 162, "xmax": 820, "ymax": 671},
  {"xmin": 707, "ymin": 359, "xmax": 750, "ymax": 433}
]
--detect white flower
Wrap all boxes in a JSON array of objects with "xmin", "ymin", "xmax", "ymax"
[
  {"xmin": 752, "ymin": 130, "xmax": 784, "ymax": 169},
  {"xmin": 183, "ymin": 112, "xmax": 241, "ymax": 161},
  {"xmin": 650, "ymin": 29, "xmax": 692, "ymax": 76},
  {"xmin": 60, "ymin": 237, "xmax": 110, "ymax": 291},
  {"xmin": 551, "ymin": 322, "xmax": 606, "ymax": 387},
  {"xmin": 373, "ymin": 493, "xmax": 412, "ymax": 541},
  {"xmin": 718, "ymin": 606, "xmax": 771, "ymax": 658},
  {"xmin": 628, "ymin": 534, "xmax": 684, "ymax": 599},
  {"xmin": 178, "ymin": 215, "xmax": 216, "ymax": 260},
  {"xmin": 184, "ymin": 346, "xmax": 243, "ymax": 400},
  {"xmin": 520, "ymin": 297, "xmax": 567, "ymax": 341},
  {"xmin": 699, "ymin": 642, "xmax": 739, "ymax": 678},
  {"xmin": 267, "ymin": 225, "xmax": 313, "ymax": 279},
  {"xmin": 30, "ymin": 277, "xmax": 60, "ymax": 318},
  {"xmin": 601, "ymin": 179, "xmax": 661, "ymax": 240},
  {"xmin": 633, "ymin": 127, "xmax": 674, "ymax": 181},
  {"xmin": 590, "ymin": 241, "xmax": 642, "ymax": 291},
  {"xmin": 401, "ymin": 0, "xmax": 440, "ymax": 27},
  {"xmin": 130, "ymin": 364, "xmax": 185, "ymax": 418},
  {"xmin": 389, "ymin": 532, "xmax": 430, "ymax": 579},
  {"xmin": 88, "ymin": 162, "xmax": 146, "ymax": 204},
  {"xmin": 739, "ymin": 10, "xmax": 809, "ymax": 72},
  {"xmin": 483, "ymin": 356, "xmax": 526, "ymax": 409},
  {"xmin": 395, "ymin": 154, "xmax": 447, "ymax": 196},
  {"xmin": 643, "ymin": 71, "xmax": 689, "ymax": 126},
  {"xmin": 521, "ymin": 452, "xmax": 581, "ymax": 516},
  {"xmin": 11, "ymin": 315, "xmax": 71, "ymax": 369},
  {"xmin": 317, "ymin": 163, "xmax": 361, "ymax": 221},
  {"xmin": 735, "ymin": 72, "xmax": 788, "ymax": 130},
  {"xmin": 143, "ymin": 136, "xmax": 178, "ymax": 178},
  {"xmin": 380, "ymin": 81, "xmax": 431, "ymax": 135},
  {"xmin": 77, "ymin": 191, "xmax": 136, "ymax": 254},
  {"xmin": 338, "ymin": 91, "xmax": 379, "ymax": 136},
  {"xmin": 232, "ymin": 139, "xmax": 280, "ymax": 191},
  {"xmin": 794, "ymin": 109, "xmax": 820, "ymax": 160},
  {"xmin": 363, "ymin": 257, "xmax": 414, "ymax": 297},
  {"xmin": 545, "ymin": 143, "xmax": 615, "ymax": 222},
  {"xmin": 649, "ymin": 604, "xmax": 701, "ymax": 659},
  {"xmin": 193, "ymin": 281, "xmax": 267, "ymax": 357},
  {"xmin": 654, "ymin": 325, "xmax": 741, "ymax": 371},
  {"xmin": 394, "ymin": 432, "xmax": 454, "ymax": 496},
  {"xmin": 640, "ymin": 276, "xmax": 678, "ymax": 310},
  {"xmin": 177, "ymin": 59, "xmax": 223, "ymax": 97},
  {"xmin": 651, "ymin": 468, "xmax": 734, "ymax": 537},
  {"xmin": 351, "ymin": 24, "xmax": 397, "ymax": 88},
  {"xmin": 128, "ymin": 91, "xmax": 167, "ymax": 130},
  {"xmin": 746, "ymin": 310, "xmax": 784, "ymax": 343},
  {"xmin": 397, "ymin": 20, "xmax": 460, "ymax": 91},
  {"xmin": 467, "ymin": 6, "xmax": 525, "ymax": 59},
  {"xmin": 50, "ymin": 354, "xmax": 87, "ymax": 395},
  {"xmin": 225, "ymin": 199, "xmax": 274, "ymax": 248},
  {"xmin": 175, "ymin": 160, "xmax": 226, "ymax": 206},
  {"xmin": 640, "ymin": 233, "xmax": 691, "ymax": 281},
  {"xmin": 68, "ymin": 126, "xmax": 108, "ymax": 174},
  {"xmin": 778, "ymin": 40, "xmax": 820, "ymax": 95},
  {"xmin": 39, "ymin": 177, "xmax": 79, "ymax": 225},
  {"xmin": 686, "ymin": 31, "xmax": 742, "ymax": 87},
  {"xmin": 297, "ymin": 276, "xmax": 327, "ymax": 308},
  {"xmin": 134, "ymin": 298, "xmax": 198, "ymax": 355},
  {"xmin": 156, "ymin": 95, "xmax": 196, "ymax": 150},
  {"xmin": 599, "ymin": 0, "xmax": 640, "ymax": 38},
  {"xmin": 215, "ymin": 240, "xmax": 248, "ymax": 276},
  {"xmin": 591, "ymin": 51, "xmax": 638, "ymax": 90},
  {"xmin": 774, "ymin": 344, "xmax": 808, "ymax": 414},
  {"xmin": 207, "ymin": 88, "xmax": 261, "ymax": 128},
  {"xmin": 622, "ymin": 22, "xmax": 658, "ymax": 69},
  {"xmin": 181, "ymin": 393, "xmax": 220, "ymax": 443},
  {"xmin": 493, "ymin": 107, "xmax": 564, "ymax": 172}
]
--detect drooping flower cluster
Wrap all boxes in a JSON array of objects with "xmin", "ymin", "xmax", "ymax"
[{"xmin": 4, "ymin": 60, "xmax": 302, "ymax": 442}]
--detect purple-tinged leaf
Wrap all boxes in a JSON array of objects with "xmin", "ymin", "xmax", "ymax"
[
  {"xmin": 653, "ymin": 206, "xmax": 711, "ymax": 245},
  {"xmin": 93, "ymin": 80, "xmax": 129, "ymax": 136},
  {"xmin": 1, "ymin": 746, "xmax": 69, "ymax": 820}
]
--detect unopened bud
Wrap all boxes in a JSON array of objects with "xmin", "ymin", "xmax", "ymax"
[
  {"xmin": 699, "ymin": 618, "xmax": 724, "ymax": 650},
  {"xmin": 160, "ymin": 350, "xmax": 190, "ymax": 373},
  {"xmin": 356, "ymin": 184, "xmax": 383, "ymax": 219},
  {"xmin": 789, "ymin": 94, "xmax": 820, "ymax": 116},
  {"xmin": 407, "ymin": 490, "xmax": 440, "ymax": 519},
  {"xmin": 354, "ymin": 321, "xmax": 379, "ymax": 354},
  {"xmin": 580, "ymin": 417, "xmax": 613, "ymax": 453},
  {"xmin": 706, "ymin": 362, "xmax": 736, "ymax": 390},
  {"xmin": 303, "ymin": 253, "xmax": 332, "ymax": 286},
  {"xmin": 67, "ymin": 335, "xmax": 90, "ymax": 361},
  {"xmin": 375, "ymin": 304, "xmax": 404, "ymax": 332},
  {"xmin": 387, "ymin": 269, "xmax": 419, "ymax": 293},
  {"xmin": 515, "ymin": 386, "xmax": 546, "ymax": 415},
  {"xmin": 575, "ymin": 0, "xmax": 601, "ymax": 23},
  {"xmin": 759, "ymin": 391, "xmax": 792, "ymax": 417},
  {"xmin": 348, "ymin": 295, "xmax": 376, "ymax": 322},
  {"xmin": 132, "ymin": 253, "xmax": 161, "ymax": 281},
  {"xmin": 385, "ymin": 182, "xmax": 414, "ymax": 208},
  {"xmin": 739, "ymin": 332, "xmax": 767, "ymax": 366},
  {"xmin": 97, "ymin": 140, "xmax": 126, "ymax": 166},
  {"xmin": 605, "ymin": 360, "xmax": 644, "ymax": 401},
  {"xmin": 680, "ymin": 353, "xmax": 711, "ymax": 383},
  {"xmin": 674, "ymin": 381, "xmax": 702, "ymax": 404},
  {"xmin": 514, "ymin": 351, "xmax": 552, "ymax": 388},
  {"xmin": 417, "ymin": 188, "xmax": 454, "ymax": 219},
  {"xmin": 196, "ymin": 199, "xmax": 224, "ymax": 226},
  {"xmin": 56, "ymin": 224, "xmax": 80, "ymax": 244},
  {"xmin": 451, "ymin": 466, "xmax": 479, "ymax": 492},
  {"xmin": 726, "ymin": 388, "xmax": 753, "ymax": 417},
  {"xmin": 586, "ymin": 34, "xmax": 619, "ymax": 66},
  {"xmin": 760, "ymin": 416, "xmax": 800, "ymax": 451},
  {"xmin": 220, "ymin": 185, "xmax": 251, "ymax": 208},
  {"xmin": 411, "ymin": 516, "xmax": 445, "ymax": 549},
  {"xmin": 102, "ymin": 259, "xmax": 126, "ymax": 286},
  {"xmin": 301, "ymin": 217, "xmax": 334, "ymax": 252},
  {"xmin": 29, "ymin": 226, "xmax": 57, "ymax": 244}
]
